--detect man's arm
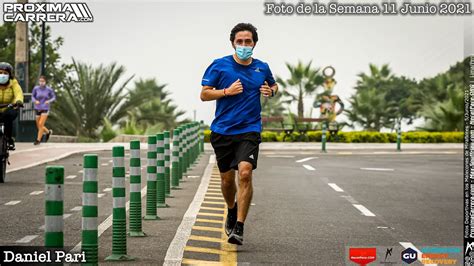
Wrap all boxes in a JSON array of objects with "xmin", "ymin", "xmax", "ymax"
[
  {"xmin": 200, "ymin": 86, "xmax": 226, "ymax": 101},
  {"xmin": 200, "ymin": 79, "xmax": 243, "ymax": 101}
]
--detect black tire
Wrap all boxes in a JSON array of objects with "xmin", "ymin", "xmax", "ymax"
[
  {"xmin": 0, "ymin": 157, "xmax": 5, "ymax": 183},
  {"xmin": 0, "ymin": 135, "xmax": 7, "ymax": 183}
]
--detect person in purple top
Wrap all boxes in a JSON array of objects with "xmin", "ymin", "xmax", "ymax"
[{"xmin": 31, "ymin": 75, "xmax": 56, "ymax": 145}]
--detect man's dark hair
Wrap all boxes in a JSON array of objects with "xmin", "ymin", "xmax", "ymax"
[{"xmin": 230, "ymin": 23, "xmax": 258, "ymax": 44}]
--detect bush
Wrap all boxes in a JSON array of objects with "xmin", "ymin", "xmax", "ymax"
[{"xmin": 202, "ymin": 130, "xmax": 463, "ymax": 143}]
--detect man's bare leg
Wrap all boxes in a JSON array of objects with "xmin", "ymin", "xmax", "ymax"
[
  {"xmin": 236, "ymin": 161, "xmax": 253, "ymax": 223},
  {"xmin": 220, "ymin": 169, "xmax": 236, "ymax": 209}
]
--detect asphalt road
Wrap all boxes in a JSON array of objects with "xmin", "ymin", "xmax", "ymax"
[{"xmin": 0, "ymin": 148, "xmax": 463, "ymax": 265}]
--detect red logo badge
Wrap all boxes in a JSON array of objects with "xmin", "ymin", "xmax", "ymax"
[{"xmin": 349, "ymin": 247, "xmax": 377, "ymax": 266}]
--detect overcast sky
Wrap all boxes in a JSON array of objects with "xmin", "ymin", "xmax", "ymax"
[{"xmin": 37, "ymin": 0, "xmax": 473, "ymax": 129}]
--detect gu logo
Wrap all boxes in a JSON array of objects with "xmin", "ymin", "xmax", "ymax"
[{"xmin": 401, "ymin": 247, "xmax": 417, "ymax": 264}]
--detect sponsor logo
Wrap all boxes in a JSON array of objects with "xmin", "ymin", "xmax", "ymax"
[
  {"xmin": 349, "ymin": 247, "xmax": 377, "ymax": 266},
  {"xmin": 249, "ymin": 154, "xmax": 254, "ymax": 159},
  {"xmin": 401, "ymin": 247, "xmax": 417, "ymax": 264},
  {"xmin": 3, "ymin": 2, "xmax": 93, "ymax": 23}
]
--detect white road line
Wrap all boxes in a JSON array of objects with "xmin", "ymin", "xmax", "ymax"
[
  {"xmin": 164, "ymin": 155, "xmax": 215, "ymax": 265},
  {"xmin": 78, "ymin": 170, "xmax": 84, "ymax": 174},
  {"xmin": 399, "ymin": 242, "xmax": 437, "ymax": 266},
  {"xmin": 101, "ymin": 163, "xmax": 108, "ymax": 166},
  {"xmin": 296, "ymin": 157, "xmax": 317, "ymax": 163},
  {"xmin": 98, "ymin": 193, "xmax": 105, "ymax": 198},
  {"xmin": 303, "ymin": 164, "xmax": 315, "ymax": 171},
  {"xmin": 70, "ymin": 183, "xmax": 148, "ymax": 253},
  {"xmin": 29, "ymin": 191, "xmax": 43, "ymax": 195},
  {"xmin": 103, "ymin": 188, "xmax": 112, "ymax": 192},
  {"xmin": 266, "ymin": 155, "xmax": 295, "ymax": 158},
  {"xmin": 70, "ymin": 206, "xmax": 82, "ymax": 211},
  {"xmin": 187, "ymin": 175, "xmax": 200, "ymax": 179},
  {"xmin": 328, "ymin": 183, "xmax": 344, "ymax": 192},
  {"xmin": 65, "ymin": 175, "xmax": 77, "ymax": 179},
  {"xmin": 39, "ymin": 225, "xmax": 45, "ymax": 230},
  {"xmin": 360, "ymin": 167, "xmax": 394, "ymax": 171},
  {"xmin": 63, "ymin": 213, "xmax": 72, "ymax": 219},
  {"xmin": 341, "ymin": 195, "xmax": 359, "ymax": 204},
  {"xmin": 16, "ymin": 235, "xmax": 38, "ymax": 243},
  {"xmin": 352, "ymin": 204, "xmax": 376, "ymax": 217},
  {"xmin": 4, "ymin": 200, "xmax": 21, "ymax": 206},
  {"xmin": 108, "ymin": 160, "xmax": 113, "ymax": 163}
]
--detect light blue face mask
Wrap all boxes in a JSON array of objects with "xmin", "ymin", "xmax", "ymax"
[
  {"xmin": 235, "ymin": 45, "xmax": 253, "ymax": 60},
  {"xmin": 0, "ymin": 74, "xmax": 9, "ymax": 84}
]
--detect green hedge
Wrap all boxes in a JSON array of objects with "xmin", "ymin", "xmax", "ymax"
[{"xmin": 203, "ymin": 130, "xmax": 463, "ymax": 143}]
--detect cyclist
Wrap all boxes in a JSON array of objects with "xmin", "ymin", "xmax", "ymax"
[
  {"xmin": 0, "ymin": 62, "xmax": 24, "ymax": 150},
  {"xmin": 32, "ymin": 75, "xmax": 55, "ymax": 145}
]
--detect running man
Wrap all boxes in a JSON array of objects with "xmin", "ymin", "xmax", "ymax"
[{"xmin": 200, "ymin": 23, "xmax": 278, "ymax": 245}]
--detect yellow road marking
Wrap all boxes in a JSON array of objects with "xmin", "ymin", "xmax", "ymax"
[
  {"xmin": 202, "ymin": 201, "xmax": 226, "ymax": 205},
  {"xmin": 185, "ymin": 246, "xmax": 224, "ymax": 255},
  {"xmin": 201, "ymin": 206, "xmax": 226, "ymax": 211},
  {"xmin": 206, "ymin": 192, "xmax": 223, "ymax": 196},
  {"xmin": 207, "ymin": 188, "xmax": 221, "ymax": 192},
  {"xmin": 189, "ymin": 234, "xmax": 224, "ymax": 243},
  {"xmin": 205, "ymin": 196, "xmax": 225, "ymax": 200},
  {"xmin": 198, "ymin": 212, "xmax": 225, "ymax": 217},
  {"xmin": 191, "ymin": 225, "xmax": 223, "ymax": 233},
  {"xmin": 196, "ymin": 218, "xmax": 224, "ymax": 224},
  {"xmin": 182, "ymin": 258, "xmax": 221, "ymax": 265},
  {"xmin": 208, "ymin": 185, "xmax": 221, "ymax": 188}
]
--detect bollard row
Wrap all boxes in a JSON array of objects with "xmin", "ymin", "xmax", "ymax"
[{"xmin": 43, "ymin": 122, "xmax": 204, "ymax": 264}]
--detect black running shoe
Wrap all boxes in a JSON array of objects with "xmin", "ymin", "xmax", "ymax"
[
  {"xmin": 7, "ymin": 138, "xmax": 15, "ymax": 150},
  {"xmin": 225, "ymin": 202, "xmax": 237, "ymax": 236},
  {"xmin": 228, "ymin": 222, "xmax": 244, "ymax": 245},
  {"xmin": 45, "ymin": 129, "xmax": 53, "ymax": 142}
]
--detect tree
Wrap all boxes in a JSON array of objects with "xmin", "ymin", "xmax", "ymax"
[
  {"xmin": 48, "ymin": 59, "xmax": 134, "ymax": 138},
  {"xmin": 0, "ymin": 22, "xmax": 70, "ymax": 91},
  {"xmin": 118, "ymin": 78, "xmax": 186, "ymax": 131},
  {"xmin": 276, "ymin": 61, "xmax": 325, "ymax": 118}
]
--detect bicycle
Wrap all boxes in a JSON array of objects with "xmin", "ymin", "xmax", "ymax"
[{"xmin": 0, "ymin": 103, "xmax": 23, "ymax": 183}]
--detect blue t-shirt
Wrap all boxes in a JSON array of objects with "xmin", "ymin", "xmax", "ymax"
[{"xmin": 201, "ymin": 55, "xmax": 276, "ymax": 135}]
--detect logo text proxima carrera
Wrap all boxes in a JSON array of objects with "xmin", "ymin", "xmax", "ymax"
[{"xmin": 3, "ymin": 2, "xmax": 93, "ymax": 23}]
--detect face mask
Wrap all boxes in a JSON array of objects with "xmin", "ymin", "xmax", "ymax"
[
  {"xmin": 235, "ymin": 45, "xmax": 253, "ymax": 60},
  {"xmin": 0, "ymin": 74, "xmax": 9, "ymax": 84}
]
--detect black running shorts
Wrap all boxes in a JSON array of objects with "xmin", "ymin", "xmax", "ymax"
[{"xmin": 210, "ymin": 131, "xmax": 262, "ymax": 173}]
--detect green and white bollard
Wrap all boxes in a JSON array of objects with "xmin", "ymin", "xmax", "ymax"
[
  {"xmin": 178, "ymin": 127, "xmax": 184, "ymax": 182},
  {"xmin": 156, "ymin": 133, "xmax": 168, "ymax": 208},
  {"xmin": 164, "ymin": 131, "xmax": 172, "ymax": 198},
  {"xmin": 144, "ymin": 136, "xmax": 159, "ymax": 220},
  {"xmin": 397, "ymin": 123, "xmax": 402, "ymax": 152},
  {"xmin": 81, "ymin": 155, "xmax": 98, "ymax": 265},
  {"xmin": 199, "ymin": 121, "xmax": 205, "ymax": 154},
  {"xmin": 321, "ymin": 122, "xmax": 327, "ymax": 153},
  {"xmin": 182, "ymin": 125, "xmax": 189, "ymax": 178},
  {"xmin": 171, "ymin": 129, "xmax": 181, "ymax": 190},
  {"xmin": 45, "ymin": 166, "xmax": 64, "ymax": 248},
  {"xmin": 128, "ymin": 140, "xmax": 146, "ymax": 236},
  {"xmin": 105, "ymin": 146, "xmax": 134, "ymax": 261}
]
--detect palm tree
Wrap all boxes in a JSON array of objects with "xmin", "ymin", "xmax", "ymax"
[
  {"xmin": 345, "ymin": 64, "xmax": 397, "ymax": 131},
  {"xmin": 49, "ymin": 59, "xmax": 134, "ymax": 138},
  {"xmin": 276, "ymin": 61, "xmax": 325, "ymax": 118},
  {"xmin": 417, "ymin": 83, "xmax": 463, "ymax": 131},
  {"xmin": 123, "ymin": 78, "xmax": 186, "ymax": 130}
]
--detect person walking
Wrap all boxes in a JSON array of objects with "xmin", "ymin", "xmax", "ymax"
[
  {"xmin": 200, "ymin": 23, "xmax": 278, "ymax": 245},
  {"xmin": 32, "ymin": 75, "xmax": 55, "ymax": 145}
]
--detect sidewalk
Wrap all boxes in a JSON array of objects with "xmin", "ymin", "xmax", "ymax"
[{"xmin": 8, "ymin": 142, "xmax": 462, "ymax": 174}]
